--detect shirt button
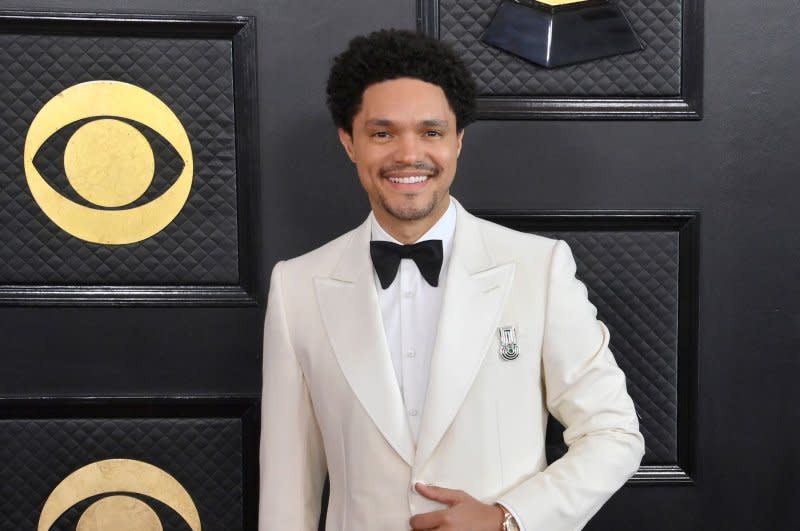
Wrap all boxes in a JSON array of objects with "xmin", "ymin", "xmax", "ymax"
[
  {"xmin": 406, "ymin": 350, "xmax": 416, "ymax": 358},
  {"xmin": 409, "ymin": 409, "xmax": 418, "ymax": 416},
  {"xmin": 403, "ymin": 291, "xmax": 413, "ymax": 299}
]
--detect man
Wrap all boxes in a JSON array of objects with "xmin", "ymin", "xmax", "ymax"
[{"xmin": 259, "ymin": 29, "xmax": 644, "ymax": 531}]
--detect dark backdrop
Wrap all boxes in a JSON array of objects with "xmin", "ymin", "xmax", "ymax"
[{"xmin": 0, "ymin": 0, "xmax": 797, "ymax": 530}]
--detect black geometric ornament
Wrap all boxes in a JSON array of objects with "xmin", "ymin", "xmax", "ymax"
[{"xmin": 481, "ymin": 0, "xmax": 643, "ymax": 68}]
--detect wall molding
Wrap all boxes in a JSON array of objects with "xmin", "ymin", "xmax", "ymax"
[{"xmin": 0, "ymin": 11, "xmax": 260, "ymax": 307}]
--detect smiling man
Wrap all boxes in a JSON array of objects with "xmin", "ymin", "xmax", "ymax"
[{"xmin": 259, "ymin": 29, "xmax": 644, "ymax": 531}]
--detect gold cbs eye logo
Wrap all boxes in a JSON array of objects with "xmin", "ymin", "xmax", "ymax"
[
  {"xmin": 23, "ymin": 80, "xmax": 193, "ymax": 245},
  {"xmin": 38, "ymin": 459, "xmax": 201, "ymax": 531}
]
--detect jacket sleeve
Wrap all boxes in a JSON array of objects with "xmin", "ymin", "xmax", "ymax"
[
  {"xmin": 497, "ymin": 240, "xmax": 645, "ymax": 530},
  {"xmin": 259, "ymin": 261, "xmax": 327, "ymax": 530}
]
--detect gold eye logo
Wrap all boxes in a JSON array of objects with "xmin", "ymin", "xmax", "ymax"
[
  {"xmin": 23, "ymin": 81, "xmax": 193, "ymax": 245},
  {"xmin": 37, "ymin": 458, "xmax": 201, "ymax": 531}
]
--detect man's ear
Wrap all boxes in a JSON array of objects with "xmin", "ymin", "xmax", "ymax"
[
  {"xmin": 337, "ymin": 128, "xmax": 356, "ymax": 162},
  {"xmin": 456, "ymin": 129, "xmax": 465, "ymax": 158}
]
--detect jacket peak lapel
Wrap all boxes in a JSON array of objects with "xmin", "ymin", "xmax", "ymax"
[
  {"xmin": 415, "ymin": 205, "xmax": 516, "ymax": 470},
  {"xmin": 315, "ymin": 219, "xmax": 415, "ymax": 466}
]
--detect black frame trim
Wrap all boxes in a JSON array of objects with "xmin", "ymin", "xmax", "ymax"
[
  {"xmin": 0, "ymin": 395, "xmax": 261, "ymax": 531},
  {"xmin": 473, "ymin": 210, "xmax": 699, "ymax": 485},
  {"xmin": 417, "ymin": 0, "xmax": 704, "ymax": 120},
  {"xmin": 0, "ymin": 11, "xmax": 260, "ymax": 307}
]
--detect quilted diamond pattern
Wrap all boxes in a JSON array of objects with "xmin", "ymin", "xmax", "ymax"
[
  {"xmin": 0, "ymin": 32, "xmax": 239, "ymax": 284},
  {"xmin": 0, "ymin": 418, "xmax": 243, "ymax": 531},
  {"xmin": 538, "ymin": 230, "xmax": 679, "ymax": 464},
  {"xmin": 438, "ymin": 0, "xmax": 682, "ymax": 96}
]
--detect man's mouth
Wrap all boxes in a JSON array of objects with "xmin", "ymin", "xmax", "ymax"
[
  {"xmin": 387, "ymin": 175, "xmax": 429, "ymax": 184},
  {"xmin": 380, "ymin": 163, "xmax": 438, "ymax": 186}
]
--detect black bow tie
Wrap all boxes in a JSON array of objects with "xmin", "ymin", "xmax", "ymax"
[{"xmin": 369, "ymin": 240, "xmax": 443, "ymax": 289}]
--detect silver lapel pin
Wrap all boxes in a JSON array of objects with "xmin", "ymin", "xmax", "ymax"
[{"xmin": 498, "ymin": 326, "xmax": 519, "ymax": 361}]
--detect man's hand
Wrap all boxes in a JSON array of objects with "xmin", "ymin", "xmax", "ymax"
[{"xmin": 409, "ymin": 483, "xmax": 505, "ymax": 531}]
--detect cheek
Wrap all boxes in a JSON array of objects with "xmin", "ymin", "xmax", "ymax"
[
  {"xmin": 356, "ymin": 157, "xmax": 380, "ymax": 178},
  {"xmin": 352, "ymin": 144, "xmax": 387, "ymax": 170},
  {"xmin": 355, "ymin": 160, "xmax": 381, "ymax": 190},
  {"xmin": 432, "ymin": 146, "xmax": 459, "ymax": 171}
]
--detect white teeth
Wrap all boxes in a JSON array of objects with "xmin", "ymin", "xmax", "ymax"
[{"xmin": 388, "ymin": 175, "xmax": 428, "ymax": 184}]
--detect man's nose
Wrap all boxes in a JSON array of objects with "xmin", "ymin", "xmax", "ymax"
[{"xmin": 394, "ymin": 134, "xmax": 422, "ymax": 165}]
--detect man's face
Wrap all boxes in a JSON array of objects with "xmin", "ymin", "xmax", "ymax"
[{"xmin": 338, "ymin": 78, "xmax": 464, "ymax": 231}]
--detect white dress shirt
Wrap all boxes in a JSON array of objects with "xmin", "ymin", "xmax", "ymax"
[
  {"xmin": 370, "ymin": 200, "xmax": 456, "ymax": 440},
  {"xmin": 370, "ymin": 199, "xmax": 525, "ymax": 530}
]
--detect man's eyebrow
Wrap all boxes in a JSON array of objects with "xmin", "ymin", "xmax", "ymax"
[
  {"xmin": 364, "ymin": 118, "xmax": 450, "ymax": 128},
  {"xmin": 365, "ymin": 119, "xmax": 395, "ymax": 127},
  {"xmin": 421, "ymin": 119, "xmax": 449, "ymax": 127}
]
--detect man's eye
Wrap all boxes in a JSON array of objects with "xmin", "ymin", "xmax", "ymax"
[
  {"xmin": 372, "ymin": 131, "xmax": 390, "ymax": 138},
  {"xmin": 424, "ymin": 130, "xmax": 443, "ymax": 137}
]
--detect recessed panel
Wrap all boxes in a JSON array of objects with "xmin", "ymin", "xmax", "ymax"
[
  {"xmin": 0, "ymin": 32, "xmax": 237, "ymax": 283},
  {"xmin": 0, "ymin": 416, "xmax": 244, "ymax": 530},
  {"xmin": 439, "ymin": 0, "xmax": 681, "ymax": 96}
]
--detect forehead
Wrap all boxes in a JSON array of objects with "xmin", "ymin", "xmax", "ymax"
[{"xmin": 356, "ymin": 78, "xmax": 455, "ymax": 124}]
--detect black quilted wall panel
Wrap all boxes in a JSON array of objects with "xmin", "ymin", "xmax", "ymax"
[
  {"xmin": 0, "ymin": 417, "xmax": 243, "ymax": 531},
  {"xmin": 544, "ymin": 230, "xmax": 679, "ymax": 464},
  {"xmin": 0, "ymin": 32, "xmax": 239, "ymax": 284},
  {"xmin": 438, "ymin": 0, "xmax": 682, "ymax": 96}
]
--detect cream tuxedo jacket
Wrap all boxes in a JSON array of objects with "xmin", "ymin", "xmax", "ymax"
[{"xmin": 259, "ymin": 200, "xmax": 644, "ymax": 530}]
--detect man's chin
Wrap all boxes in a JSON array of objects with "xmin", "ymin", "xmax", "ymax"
[{"xmin": 382, "ymin": 199, "xmax": 440, "ymax": 222}]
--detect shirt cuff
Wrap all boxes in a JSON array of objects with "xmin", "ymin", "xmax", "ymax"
[{"xmin": 496, "ymin": 501, "xmax": 526, "ymax": 531}]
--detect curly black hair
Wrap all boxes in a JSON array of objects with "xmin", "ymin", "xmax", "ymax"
[{"xmin": 326, "ymin": 29, "xmax": 477, "ymax": 134}]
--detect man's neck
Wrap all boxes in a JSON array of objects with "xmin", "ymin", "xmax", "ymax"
[{"xmin": 373, "ymin": 197, "xmax": 451, "ymax": 244}]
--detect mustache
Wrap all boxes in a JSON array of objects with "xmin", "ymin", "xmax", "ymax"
[{"xmin": 379, "ymin": 162, "xmax": 439, "ymax": 177}]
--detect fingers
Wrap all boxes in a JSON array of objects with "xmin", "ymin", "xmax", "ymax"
[
  {"xmin": 414, "ymin": 483, "xmax": 466, "ymax": 505},
  {"xmin": 409, "ymin": 507, "xmax": 448, "ymax": 530},
  {"xmin": 410, "ymin": 487, "xmax": 502, "ymax": 531}
]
